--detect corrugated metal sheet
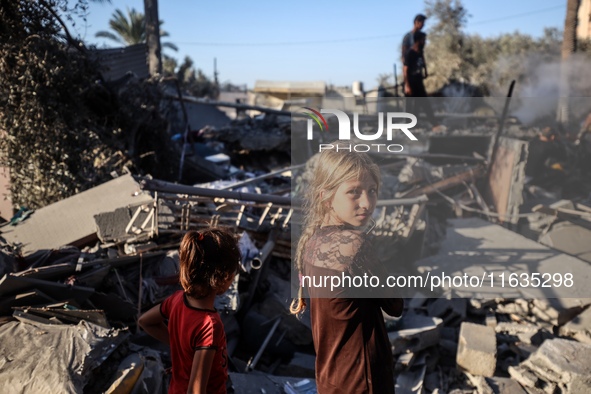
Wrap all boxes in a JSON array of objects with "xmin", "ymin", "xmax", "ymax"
[
  {"xmin": 253, "ymin": 80, "xmax": 326, "ymax": 95},
  {"xmin": 91, "ymin": 44, "xmax": 149, "ymax": 81}
]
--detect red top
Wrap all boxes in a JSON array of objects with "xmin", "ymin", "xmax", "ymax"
[{"xmin": 160, "ymin": 290, "xmax": 228, "ymax": 394}]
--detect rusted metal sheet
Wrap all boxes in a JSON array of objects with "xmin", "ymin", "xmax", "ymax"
[{"xmin": 484, "ymin": 137, "xmax": 528, "ymax": 225}]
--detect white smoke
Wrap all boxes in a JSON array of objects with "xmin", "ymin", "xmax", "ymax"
[{"xmin": 488, "ymin": 53, "xmax": 591, "ymax": 125}]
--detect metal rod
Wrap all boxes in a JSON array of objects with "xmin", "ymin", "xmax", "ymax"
[
  {"xmin": 242, "ymin": 231, "xmax": 278, "ymax": 313},
  {"xmin": 221, "ymin": 164, "xmax": 304, "ymax": 191},
  {"xmin": 136, "ymin": 253, "xmax": 143, "ymax": 333},
  {"xmin": 140, "ymin": 178, "xmax": 292, "ymax": 205},
  {"xmin": 376, "ymin": 194, "xmax": 428, "ymax": 206},
  {"xmin": 166, "ymin": 94, "xmax": 292, "ymax": 117},
  {"xmin": 244, "ymin": 316, "xmax": 281, "ymax": 373}
]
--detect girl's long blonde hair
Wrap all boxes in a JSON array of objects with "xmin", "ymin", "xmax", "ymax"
[{"xmin": 290, "ymin": 143, "xmax": 380, "ymax": 314}]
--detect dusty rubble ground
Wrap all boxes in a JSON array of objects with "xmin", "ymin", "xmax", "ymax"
[{"xmin": 2, "ymin": 87, "xmax": 591, "ymax": 394}]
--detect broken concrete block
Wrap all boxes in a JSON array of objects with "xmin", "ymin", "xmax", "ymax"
[
  {"xmin": 496, "ymin": 302, "xmax": 528, "ymax": 316},
  {"xmin": 427, "ymin": 297, "xmax": 466, "ymax": 326},
  {"xmin": 395, "ymin": 352, "xmax": 415, "ymax": 372},
  {"xmin": 516, "ymin": 298, "xmax": 588, "ymax": 328},
  {"xmin": 2, "ymin": 174, "xmax": 153, "ymax": 254},
  {"xmin": 518, "ymin": 338, "xmax": 591, "ymax": 393},
  {"xmin": 485, "ymin": 313, "xmax": 497, "ymax": 328},
  {"xmin": 508, "ymin": 365, "xmax": 538, "ymax": 387},
  {"xmin": 465, "ymin": 372, "xmax": 494, "ymax": 394},
  {"xmin": 469, "ymin": 298, "xmax": 497, "ymax": 314},
  {"xmin": 539, "ymin": 221, "xmax": 591, "ymax": 263},
  {"xmin": 511, "ymin": 342, "xmax": 538, "ymax": 360},
  {"xmin": 559, "ymin": 306, "xmax": 591, "ymax": 344},
  {"xmin": 456, "ymin": 322, "xmax": 497, "ymax": 377},
  {"xmin": 495, "ymin": 322, "xmax": 541, "ymax": 345},
  {"xmin": 388, "ymin": 315, "xmax": 443, "ymax": 355}
]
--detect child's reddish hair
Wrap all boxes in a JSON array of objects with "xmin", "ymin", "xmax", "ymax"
[{"xmin": 179, "ymin": 228, "xmax": 241, "ymax": 299}]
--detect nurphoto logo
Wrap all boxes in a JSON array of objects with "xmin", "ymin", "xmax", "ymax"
[{"xmin": 302, "ymin": 108, "xmax": 419, "ymax": 153}]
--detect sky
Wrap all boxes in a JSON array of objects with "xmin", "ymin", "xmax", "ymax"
[{"xmin": 67, "ymin": 0, "xmax": 568, "ymax": 90}]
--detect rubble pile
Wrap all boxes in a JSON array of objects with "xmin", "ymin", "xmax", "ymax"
[
  {"xmin": 0, "ymin": 173, "xmax": 308, "ymax": 393},
  {"xmin": 1, "ymin": 100, "xmax": 591, "ymax": 393},
  {"xmin": 391, "ymin": 297, "xmax": 591, "ymax": 394},
  {"xmin": 212, "ymin": 115, "xmax": 292, "ymax": 172}
]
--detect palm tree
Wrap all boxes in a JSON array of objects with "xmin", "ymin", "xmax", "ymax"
[{"xmin": 95, "ymin": 7, "xmax": 178, "ymax": 51}]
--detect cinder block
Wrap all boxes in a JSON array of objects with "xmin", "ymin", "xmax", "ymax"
[{"xmin": 456, "ymin": 322, "xmax": 497, "ymax": 377}]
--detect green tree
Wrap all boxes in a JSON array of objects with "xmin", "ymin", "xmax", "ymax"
[
  {"xmin": 423, "ymin": 0, "xmax": 469, "ymax": 91},
  {"xmin": 1, "ymin": 0, "xmax": 177, "ymax": 209},
  {"xmin": 175, "ymin": 56, "xmax": 219, "ymax": 98},
  {"xmin": 95, "ymin": 7, "xmax": 178, "ymax": 51}
]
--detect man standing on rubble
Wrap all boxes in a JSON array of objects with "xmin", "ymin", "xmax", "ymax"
[{"xmin": 401, "ymin": 14, "xmax": 427, "ymax": 75}]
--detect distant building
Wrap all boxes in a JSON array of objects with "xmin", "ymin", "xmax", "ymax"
[
  {"xmin": 253, "ymin": 80, "xmax": 326, "ymax": 101},
  {"xmin": 578, "ymin": 0, "xmax": 591, "ymax": 40}
]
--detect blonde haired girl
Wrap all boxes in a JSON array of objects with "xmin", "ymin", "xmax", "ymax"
[{"xmin": 291, "ymin": 143, "xmax": 403, "ymax": 394}]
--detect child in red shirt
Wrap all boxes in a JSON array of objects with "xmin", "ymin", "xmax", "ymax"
[{"xmin": 139, "ymin": 229, "xmax": 240, "ymax": 394}]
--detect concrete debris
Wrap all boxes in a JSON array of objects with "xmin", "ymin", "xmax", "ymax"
[
  {"xmin": 539, "ymin": 221, "xmax": 591, "ymax": 263},
  {"xmin": 495, "ymin": 322, "xmax": 546, "ymax": 345},
  {"xmin": 485, "ymin": 376, "xmax": 527, "ymax": 394},
  {"xmin": 1, "ymin": 174, "xmax": 153, "ymax": 255},
  {"xmin": 2, "ymin": 98, "xmax": 591, "ymax": 394},
  {"xmin": 0, "ymin": 168, "xmax": 305, "ymax": 392},
  {"xmin": 465, "ymin": 372, "xmax": 494, "ymax": 394},
  {"xmin": 456, "ymin": 322, "xmax": 497, "ymax": 377},
  {"xmin": 395, "ymin": 352, "xmax": 416, "ymax": 371},
  {"xmin": 395, "ymin": 364, "xmax": 427, "ymax": 394},
  {"xmin": 509, "ymin": 338, "xmax": 591, "ymax": 393},
  {"xmin": 485, "ymin": 313, "xmax": 497, "ymax": 327},
  {"xmin": 559, "ymin": 305, "xmax": 591, "ymax": 344},
  {"xmin": 389, "ymin": 315, "xmax": 443, "ymax": 355}
]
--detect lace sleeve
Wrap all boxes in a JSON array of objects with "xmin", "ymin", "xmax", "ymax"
[{"xmin": 307, "ymin": 227, "xmax": 383, "ymax": 278}]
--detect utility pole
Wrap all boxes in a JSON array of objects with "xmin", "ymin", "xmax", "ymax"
[
  {"xmin": 144, "ymin": 0, "xmax": 162, "ymax": 75},
  {"xmin": 214, "ymin": 58, "xmax": 219, "ymax": 87}
]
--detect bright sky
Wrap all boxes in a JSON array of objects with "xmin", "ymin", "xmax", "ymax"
[{"xmin": 68, "ymin": 0, "xmax": 567, "ymax": 90}]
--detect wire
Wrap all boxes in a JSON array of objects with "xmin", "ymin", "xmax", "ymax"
[
  {"xmin": 170, "ymin": 5, "xmax": 565, "ymax": 47},
  {"xmin": 471, "ymin": 5, "xmax": 565, "ymax": 26},
  {"xmin": 173, "ymin": 33, "xmax": 403, "ymax": 47}
]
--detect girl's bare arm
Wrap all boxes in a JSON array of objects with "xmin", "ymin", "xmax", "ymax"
[
  {"xmin": 187, "ymin": 348, "xmax": 216, "ymax": 394},
  {"xmin": 138, "ymin": 304, "xmax": 170, "ymax": 346}
]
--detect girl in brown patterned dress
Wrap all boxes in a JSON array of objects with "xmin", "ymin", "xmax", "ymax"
[{"xmin": 291, "ymin": 144, "xmax": 403, "ymax": 394}]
